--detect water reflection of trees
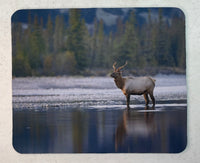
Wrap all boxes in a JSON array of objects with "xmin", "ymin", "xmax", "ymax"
[
  {"xmin": 115, "ymin": 106, "xmax": 157, "ymax": 152},
  {"xmin": 72, "ymin": 110, "xmax": 89, "ymax": 153},
  {"xmin": 13, "ymin": 106, "xmax": 186, "ymax": 153}
]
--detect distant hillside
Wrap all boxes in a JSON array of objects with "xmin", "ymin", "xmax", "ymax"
[{"xmin": 12, "ymin": 8, "xmax": 184, "ymax": 34}]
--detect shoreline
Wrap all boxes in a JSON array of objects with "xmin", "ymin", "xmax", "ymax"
[{"xmin": 12, "ymin": 67, "xmax": 186, "ymax": 78}]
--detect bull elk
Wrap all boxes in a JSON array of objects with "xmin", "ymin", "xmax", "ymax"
[{"xmin": 110, "ymin": 61, "xmax": 156, "ymax": 109}]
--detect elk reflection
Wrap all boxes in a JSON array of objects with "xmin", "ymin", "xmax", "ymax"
[{"xmin": 115, "ymin": 106, "xmax": 157, "ymax": 151}]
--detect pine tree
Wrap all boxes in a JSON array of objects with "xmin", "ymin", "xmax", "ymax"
[
  {"xmin": 81, "ymin": 19, "xmax": 91, "ymax": 67},
  {"xmin": 141, "ymin": 9, "xmax": 157, "ymax": 67},
  {"xmin": 12, "ymin": 23, "xmax": 31, "ymax": 76},
  {"xmin": 54, "ymin": 15, "xmax": 65, "ymax": 53},
  {"xmin": 28, "ymin": 15, "xmax": 45, "ymax": 73},
  {"xmin": 116, "ymin": 10, "xmax": 140, "ymax": 68},
  {"xmin": 46, "ymin": 14, "xmax": 54, "ymax": 53},
  {"xmin": 12, "ymin": 22, "xmax": 23, "ymax": 58},
  {"xmin": 155, "ymin": 9, "xmax": 174, "ymax": 67},
  {"xmin": 90, "ymin": 18, "xmax": 98, "ymax": 68},
  {"xmin": 104, "ymin": 31, "xmax": 114, "ymax": 68},
  {"xmin": 96, "ymin": 19, "xmax": 105, "ymax": 67},
  {"xmin": 116, "ymin": 17, "xmax": 124, "ymax": 38},
  {"xmin": 169, "ymin": 15, "xmax": 186, "ymax": 68},
  {"xmin": 66, "ymin": 9, "xmax": 87, "ymax": 71}
]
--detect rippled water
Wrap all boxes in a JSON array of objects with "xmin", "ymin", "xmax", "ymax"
[
  {"xmin": 12, "ymin": 74, "xmax": 186, "ymax": 109},
  {"xmin": 12, "ymin": 74, "xmax": 187, "ymax": 153}
]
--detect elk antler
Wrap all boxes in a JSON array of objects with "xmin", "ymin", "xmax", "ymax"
[
  {"xmin": 113, "ymin": 62, "xmax": 117, "ymax": 71},
  {"xmin": 117, "ymin": 61, "xmax": 128, "ymax": 71}
]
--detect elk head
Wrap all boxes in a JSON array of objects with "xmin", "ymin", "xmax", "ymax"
[{"xmin": 110, "ymin": 61, "xmax": 128, "ymax": 79}]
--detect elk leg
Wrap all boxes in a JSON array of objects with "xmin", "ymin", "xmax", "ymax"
[
  {"xmin": 149, "ymin": 93, "xmax": 155, "ymax": 106},
  {"xmin": 126, "ymin": 94, "xmax": 130, "ymax": 109},
  {"xmin": 143, "ymin": 93, "xmax": 149, "ymax": 106}
]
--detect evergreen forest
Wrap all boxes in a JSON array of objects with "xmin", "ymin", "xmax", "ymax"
[{"xmin": 12, "ymin": 8, "xmax": 186, "ymax": 77}]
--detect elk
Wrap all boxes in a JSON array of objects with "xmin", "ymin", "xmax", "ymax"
[{"xmin": 110, "ymin": 61, "xmax": 156, "ymax": 109}]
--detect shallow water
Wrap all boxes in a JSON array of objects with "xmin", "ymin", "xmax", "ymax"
[{"xmin": 12, "ymin": 75, "xmax": 187, "ymax": 153}]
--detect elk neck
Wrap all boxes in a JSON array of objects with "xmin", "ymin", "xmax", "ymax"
[{"xmin": 114, "ymin": 76, "xmax": 126, "ymax": 90}]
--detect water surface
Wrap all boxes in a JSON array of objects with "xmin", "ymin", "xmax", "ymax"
[{"xmin": 12, "ymin": 75, "xmax": 187, "ymax": 153}]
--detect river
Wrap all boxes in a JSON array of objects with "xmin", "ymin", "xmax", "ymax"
[{"xmin": 12, "ymin": 74, "xmax": 187, "ymax": 153}]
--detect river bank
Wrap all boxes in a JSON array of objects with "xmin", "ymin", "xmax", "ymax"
[{"xmin": 78, "ymin": 66, "xmax": 186, "ymax": 77}]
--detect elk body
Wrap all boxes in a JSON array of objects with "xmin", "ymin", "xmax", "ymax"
[{"xmin": 110, "ymin": 62, "xmax": 156, "ymax": 109}]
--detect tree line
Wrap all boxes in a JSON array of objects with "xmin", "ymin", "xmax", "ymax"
[{"xmin": 12, "ymin": 9, "xmax": 186, "ymax": 76}]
